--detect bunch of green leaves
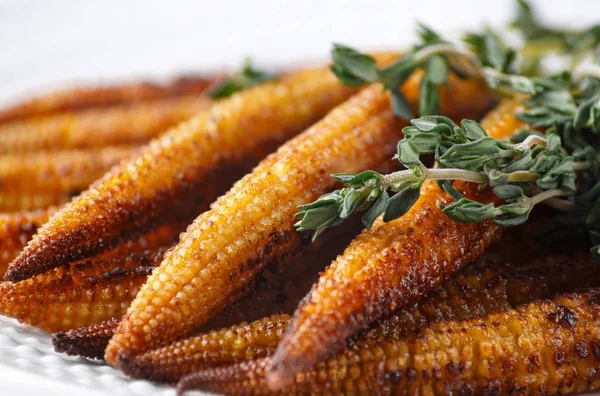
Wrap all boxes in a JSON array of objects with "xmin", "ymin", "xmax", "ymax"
[
  {"xmin": 295, "ymin": 115, "xmax": 579, "ymax": 239},
  {"xmin": 207, "ymin": 58, "xmax": 276, "ymax": 98}
]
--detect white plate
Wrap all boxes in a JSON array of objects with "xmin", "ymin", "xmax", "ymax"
[{"xmin": 1, "ymin": 1, "xmax": 599, "ymax": 395}]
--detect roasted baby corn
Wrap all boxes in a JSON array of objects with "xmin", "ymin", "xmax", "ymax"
[
  {"xmin": 105, "ymin": 71, "xmax": 492, "ymax": 365},
  {"xmin": 0, "ymin": 207, "xmax": 57, "ymax": 278},
  {"xmin": 51, "ymin": 216, "xmax": 360, "ymax": 361},
  {"xmin": 0, "ymin": 96, "xmax": 212, "ymax": 153},
  {"xmin": 0, "ymin": 249, "xmax": 164, "ymax": 332},
  {"xmin": 178, "ymin": 290, "xmax": 600, "ymax": 395},
  {"xmin": 7, "ymin": 61, "xmax": 373, "ymax": 283},
  {"xmin": 266, "ymin": 99, "xmax": 523, "ymax": 388},
  {"xmin": 52, "ymin": 318, "xmax": 120, "ymax": 360},
  {"xmin": 122, "ymin": 314, "xmax": 291, "ymax": 383},
  {"xmin": 119, "ymin": 251, "xmax": 600, "ymax": 385},
  {"xmin": 0, "ymin": 146, "xmax": 139, "ymax": 212},
  {"xmin": 0, "ymin": 75, "xmax": 215, "ymax": 124}
]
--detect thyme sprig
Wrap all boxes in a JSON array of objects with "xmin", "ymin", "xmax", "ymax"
[
  {"xmin": 207, "ymin": 58, "xmax": 276, "ymax": 98},
  {"xmin": 330, "ymin": 24, "xmax": 529, "ymax": 120},
  {"xmin": 295, "ymin": 116, "xmax": 580, "ymax": 240}
]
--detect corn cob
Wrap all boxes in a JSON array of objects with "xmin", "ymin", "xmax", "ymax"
[
  {"xmin": 0, "ymin": 207, "xmax": 58, "ymax": 278},
  {"xmin": 0, "ymin": 146, "xmax": 139, "ymax": 212},
  {"xmin": 0, "ymin": 96, "xmax": 212, "ymax": 153},
  {"xmin": 0, "ymin": 75, "xmax": 216, "ymax": 124},
  {"xmin": 122, "ymin": 314, "xmax": 291, "ymax": 383},
  {"xmin": 0, "ymin": 221, "xmax": 183, "ymax": 331},
  {"xmin": 105, "ymin": 71, "xmax": 493, "ymax": 366},
  {"xmin": 177, "ymin": 290, "xmax": 600, "ymax": 395},
  {"xmin": 6, "ymin": 59, "xmax": 380, "ymax": 283},
  {"xmin": 52, "ymin": 318, "xmax": 120, "ymax": 360},
  {"xmin": 0, "ymin": 249, "xmax": 165, "ymax": 332},
  {"xmin": 265, "ymin": 99, "xmax": 524, "ymax": 388},
  {"xmin": 119, "ymin": 251, "xmax": 600, "ymax": 385},
  {"xmin": 51, "ymin": 211, "xmax": 363, "ymax": 360}
]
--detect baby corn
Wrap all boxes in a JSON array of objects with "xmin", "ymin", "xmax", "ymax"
[
  {"xmin": 52, "ymin": 318, "xmax": 120, "ymax": 360},
  {"xmin": 7, "ymin": 62, "xmax": 368, "ymax": 283},
  {"xmin": 0, "ymin": 96, "xmax": 212, "ymax": 153},
  {"xmin": 120, "ymin": 251, "xmax": 600, "ymax": 385},
  {"xmin": 121, "ymin": 314, "xmax": 291, "ymax": 384},
  {"xmin": 178, "ymin": 290, "xmax": 600, "ymax": 395},
  {"xmin": 0, "ymin": 75, "xmax": 215, "ymax": 124},
  {"xmin": 0, "ymin": 146, "xmax": 139, "ymax": 212},
  {"xmin": 104, "ymin": 75, "xmax": 422, "ymax": 364},
  {"xmin": 266, "ymin": 99, "xmax": 524, "ymax": 388},
  {"xmin": 0, "ymin": 249, "xmax": 164, "ymax": 332},
  {"xmin": 0, "ymin": 207, "xmax": 57, "ymax": 278}
]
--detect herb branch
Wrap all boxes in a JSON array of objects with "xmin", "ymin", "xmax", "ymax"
[
  {"xmin": 330, "ymin": 23, "xmax": 528, "ymax": 120},
  {"xmin": 295, "ymin": 115, "xmax": 584, "ymax": 240},
  {"xmin": 207, "ymin": 58, "xmax": 276, "ymax": 98}
]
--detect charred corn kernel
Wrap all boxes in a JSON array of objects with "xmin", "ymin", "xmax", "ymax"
[
  {"xmin": 0, "ymin": 146, "xmax": 139, "ymax": 212},
  {"xmin": 0, "ymin": 207, "xmax": 57, "ymax": 278},
  {"xmin": 121, "ymin": 314, "xmax": 291, "ymax": 384},
  {"xmin": 105, "ymin": 70, "xmax": 492, "ymax": 366},
  {"xmin": 52, "ymin": 317, "xmax": 120, "ymax": 360},
  {"xmin": 0, "ymin": 75, "xmax": 216, "ymax": 124},
  {"xmin": 266, "ymin": 98, "xmax": 525, "ymax": 388},
  {"xmin": 7, "ymin": 59, "xmax": 378, "ymax": 283},
  {"xmin": 0, "ymin": 96, "xmax": 213, "ymax": 153},
  {"xmin": 177, "ymin": 291, "xmax": 600, "ymax": 395},
  {"xmin": 0, "ymin": 249, "xmax": 166, "ymax": 332},
  {"xmin": 123, "ymin": 252, "xmax": 600, "ymax": 386}
]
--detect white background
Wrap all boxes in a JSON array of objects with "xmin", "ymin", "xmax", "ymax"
[{"xmin": 0, "ymin": 0, "xmax": 599, "ymax": 395}]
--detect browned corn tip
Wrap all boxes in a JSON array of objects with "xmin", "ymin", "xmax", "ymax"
[
  {"xmin": 52, "ymin": 317, "xmax": 120, "ymax": 360},
  {"xmin": 0, "ymin": 96, "xmax": 213, "ymax": 154},
  {"xmin": 120, "ymin": 313, "xmax": 292, "ymax": 384},
  {"xmin": 0, "ymin": 75, "xmax": 217, "ymax": 124},
  {"xmin": 0, "ymin": 228, "xmax": 176, "ymax": 333},
  {"xmin": 0, "ymin": 146, "xmax": 139, "ymax": 212},
  {"xmin": 265, "ymin": 98, "xmax": 523, "ymax": 389},
  {"xmin": 8, "ymin": 61, "xmax": 366, "ymax": 284},
  {"xmin": 0, "ymin": 207, "xmax": 57, "ymax": 278},
  {"xmin": 177, "ymin": 290, "xmax": 600, "ymax": 395}
]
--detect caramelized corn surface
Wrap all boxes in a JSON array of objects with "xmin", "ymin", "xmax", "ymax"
[
  {"xmin": 0, "ymin": 75, "xmax": 215, "ymax": 124},
  {"xmin": 0, "ymin": 96, "xmax": 212, "ymax": 153},
  {"xmin": 0, "ymin": 207, "xmax": 57, "ymax": 278},
  {"xmin": 177, "ymin": 291, "xmax": 600, "ymax": 395},
  {"xmin": 52, "ymin": 318, "xmax": 120, "ymax": 360},
  {"xmin": 105, "ymin": 81, "xmax": 410, "ymax": 364},
  {"xmin": 7, "ymin": 64, "xmax": 363, "ymax": 283},
  {"xmin": 0, "ymin": 146, "xmax": 139, "ymax": 212},
  {"xmin": 266, "ymin": 98, "xmax": 522, "ymax": 388}
]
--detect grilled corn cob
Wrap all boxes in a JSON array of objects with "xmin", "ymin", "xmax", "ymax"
[
  {"xmin": 266, "ymin": 99, "xmax": 523, "ymax": 388},
  {"xmin": 0, "ymin": 146, "xmax": 139, "ymax": 212},
  {"xmin": 0, "ymin": 96, "xmax": 212, "ymax": 153},
  {"xmin": 52, "ymin": 318, "xmax": 120, "ymax": 360},
  {"xmin": 120, "ymin": 251, "xmax": 600, "ymax": 385},
  {"xmin": 0, "ymin": 207, "xmax": 57, "ymax": 278},
  {"xmin": 6, "ymin": 60, "xmax": 377, "ymax": 283},
  {"xmin": 178, "ymin": 290, "xmax": 600, "ymax": 395},
  {"xmin": 105, "ymin": 72, "xmax": 492, "ymax": 365},
  {"xmin": 0, "ymin": 249, "xmax": 165, "ymax": 332},
  {"xmin": 0, "ymin": 75, "xmax": 215, "ymax": 124}
]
